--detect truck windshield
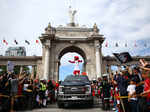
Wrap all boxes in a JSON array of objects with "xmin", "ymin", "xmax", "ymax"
[{"xmin": 64, "ymin": 75, "xmax": 89, "ymax": 82}]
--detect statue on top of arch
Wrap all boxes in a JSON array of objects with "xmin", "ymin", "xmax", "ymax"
[
  {"xmin": 68, "ymin": 56, "xmax": 82, "ymax": 75},
  {"xmin": 69, "ymin": 6, "xmax": 77, "ymax": 24}
]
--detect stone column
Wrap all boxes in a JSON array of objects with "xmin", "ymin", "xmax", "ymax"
[
  {"xmin": 108, "ymin": 65, "xmax": 112, "ymax": 74},
  {"xmin": 20, "ymin": 66, "xmax": 23, "ymax": 74},
  {"xmin": 31, "ymin": 65, "xmax": 35, "ymax": 79},
  {"xmin": 106, "ymin": 65, "xmax": 112, "ymax": 74},
  {"xmin": 117, "ymin": 65, "xmax": 121, "ymax": 72},
  {"xmin": 54, "ymin": 60, "xmax": 59, "ymax": 81},
  {"xmin": 95, "ymin": 40, "xmax": 102, "ymax": 78},
  {"xmin": 43, "ymin": 46, "xmax": 50, "ymax": 80},
  {"xmin": 82, "ymin": 62, "xmax": 86, "ymax": 73}
]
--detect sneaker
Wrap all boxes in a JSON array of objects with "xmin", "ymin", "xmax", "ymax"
[{"xmin": 112, "ymin": 108, "xmax": 116, "ymax": 111}]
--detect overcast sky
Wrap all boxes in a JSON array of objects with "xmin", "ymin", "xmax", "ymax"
[{"xmin": 0, "ymin": 0, "xmax": 150, "ymax": 56}]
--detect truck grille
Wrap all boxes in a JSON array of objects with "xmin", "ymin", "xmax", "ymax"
[{"xmin": 63, "ymin": 86, "xmax": 85, "ymax": 94}]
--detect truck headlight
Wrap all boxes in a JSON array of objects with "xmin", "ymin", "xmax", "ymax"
[
  {"xmin": 58, "ymin": 86, "xmax": 64, "ymax": 94},
  {"xmin": 85, "ymin": 85, "xmax": 91, "ymax": 94}
]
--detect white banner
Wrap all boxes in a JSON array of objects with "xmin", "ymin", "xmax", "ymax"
[{"xmin": 7, "ymin": 61, "xmax": 14, "ymax": 73}]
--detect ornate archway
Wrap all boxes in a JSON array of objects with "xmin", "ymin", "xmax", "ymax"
[{"xmin": 39, "ymin": 23, "xmax": 105, "ymax": 81}]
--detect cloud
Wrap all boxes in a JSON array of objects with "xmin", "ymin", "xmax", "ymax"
[
  {"xmin": 60, "ymin": 53, "xmax": 84, "ymax": 66},
  {"xmin": 0, "ymin": 0, "xmax": 150, "ymax": 57},
  {"xmin": 1, "ymin": 0, "xmax": 150, "ymax": 79},
  {"xmin": 59, "ymin": 54, "xmax": 83, "ymax": 80}
]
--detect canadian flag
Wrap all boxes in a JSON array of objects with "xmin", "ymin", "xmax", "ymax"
[
  {"xmin": 36, "ymin": 40, "xmax": 39, "ymax": 44},
  {"xmin": 115, "ymin": 42, "xmax": 119, "ymax": 47},
  {"xmin": 105, "ymin": 41, "xmax": 108, "ymax": 47},
  {"xmin": 3, "ymin": 39, "xmax": 8, "ymax": 45},
  {"xmin": 14, "ymin": 40, "xmax": 18, "ymax": 44},
  {"xmin": 25, "ymin": 40, "xmax": 30, "ymax": 45}
]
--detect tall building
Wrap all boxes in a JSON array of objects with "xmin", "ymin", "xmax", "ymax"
[{"xmin": 5, "ymin": 47, "xmax": 26, "ymax": 56}]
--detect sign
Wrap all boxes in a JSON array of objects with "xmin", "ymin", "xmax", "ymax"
[
  {"xmin": 113, "ymin": 52, "xmax": 133, "ymax": 64},
  {"xmin": 7, "ymin": 61, "xmax": 14, "ymax": 73}
]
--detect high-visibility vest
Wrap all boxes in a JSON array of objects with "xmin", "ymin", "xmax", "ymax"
[{"xmin": 40, "ymin": 83, "xmax": 46, "ymax": 91}]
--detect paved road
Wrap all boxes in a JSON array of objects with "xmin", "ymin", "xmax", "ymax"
[
  {"xmin": 17, "ymin": 97, "xmax": 114, "ymax": 112},
  {"xmin": 20, "ymin": 103, "xmax": 114, "ymax": 112},
  {"xmin": 32, "ymin": 104, "xmax": 114, "ymax": 112}
]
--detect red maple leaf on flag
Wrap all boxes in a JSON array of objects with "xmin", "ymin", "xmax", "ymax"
[
  {"xmin": 36, "ymin": 40, "xmax": 39, "ymax": 44},
  {"xmin": 3, "ymin": 39, "xmax": 8, "ymax": 45},
  {"xmin": 3, "ymin": 39, "xmax": 6, "ymax": 43}
]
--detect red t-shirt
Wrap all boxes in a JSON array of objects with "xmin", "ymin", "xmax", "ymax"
[
  {"xmin": 18, "ymin": 84, "xmax": 23, "ymax": 95},
  {"xmin": 55, "ymin": 83, "xmax": 59, "ymax": 90},
  {"xmin": 144, "ymin": 78, "xmax": 150, "ymax": 100}
]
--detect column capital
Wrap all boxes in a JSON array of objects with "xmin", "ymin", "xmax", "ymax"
[
  {"xmin": 94, "ymin": 40, "xmax": 102, "ymax": 49},
  {"xmin": 44, "ymin": 39, "xmax": 51, "ymax": 49},
  {"xmin": 44, "ymin": 44, "xmax": 51, "ymax": 49}
]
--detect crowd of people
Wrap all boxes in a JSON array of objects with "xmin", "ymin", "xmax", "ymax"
[
  {"xmin": 91, "ymin": 59, "xmax": 150, "ymax": 112},
  {"xmin": 0, "ymin": 59, "xmax": 150, "ymax": 112},
  {"xmin": 0, "ymin": 72, "xmax": 59, "ymax": 112}
]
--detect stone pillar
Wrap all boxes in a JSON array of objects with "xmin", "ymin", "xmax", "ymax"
[
  {"xmin": 99, "ymin": 44, "xmax": 103, "ymax": 77},
  {"xmin": 20, "ymin": 66, "xmax": 23, "ymax": 74},
  {"xmin": 108, "ymin": 65, "xmax": 112, "ymax": 74},
  {"xmin": 95, "ymin": 40, "xmax": 102, "ymax": 78},
  {"xmin": 36, "ymin": 63, "xmax": 42, "ymax": 79},
  {"xmin": 82, "ymin": 62, "xmax": 86, "ymax": 73},
  {"xmin": 106, "ymin": 65, "xmax": 112, "ymax": 74},
  {"xmin": 43, "ymin": 46, "xmax": 50, "ymax": 80},
  {"xmin": 31, "ymin": 65, "xmax": 35, "ymax": 79},
  {"xmin": 117, "ymin": 65, "xmax": 121, "ymax": 72},
  {"xmin": 54, "ymin": 59, "xmax": 59, "ymax": 81}
]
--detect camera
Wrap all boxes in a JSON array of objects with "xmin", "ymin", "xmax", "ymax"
[{"xmin": 145, "ymin": 64, "xmax": 150, "ymax": 68}]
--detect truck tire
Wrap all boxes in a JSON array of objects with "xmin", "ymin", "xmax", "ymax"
[
  {"xmin": 57, "ymin": 102, "xmax": 64, "ymax": 108},
  {"xmin": 87, "ymin": 101, "xmax": 93, "ymax": 108}
]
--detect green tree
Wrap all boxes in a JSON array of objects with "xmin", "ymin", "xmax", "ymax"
[
  {"xmin": 14, "ymin": 66, "xmax": 30, "ymax": 75},
  {"xmin": 0, "ymin": 65, "xmax": 30, "ymax": 75},
  {"xmin": 0, "ymin": 66, "xmax": 7, "ymax": 75}
]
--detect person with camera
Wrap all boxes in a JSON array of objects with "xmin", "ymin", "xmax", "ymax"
[
  {"xmin": 101, "ymin": 74, "xmax": 111, "ymax": 110},
  {"xmin": 138, "ymin": 59, "xmax": 150, "ymax": 112},
  {"xmin": 140, "ymin": 66, "xmax": 150, "ymax": 111}
]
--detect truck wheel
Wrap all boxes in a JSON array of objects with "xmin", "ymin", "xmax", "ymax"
[
  {"xmin": 86, "ymin": 100, "xmax": 93, "ymax": 108},
  {"xmin": 57, "ymin": 102, "xmax": 64, "ymax": 108},
  {"xmin": 88, "ymin": 102, "xmax": 93, "ymax": 108}
]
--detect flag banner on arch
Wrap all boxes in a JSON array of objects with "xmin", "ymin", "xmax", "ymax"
[
  {"xmin": 25, "ymin": 40, "xmax": 30, "ymax": 45},
  {"xmin": 7, "ymin": 61, "xmax": 14, "ymax": 73},
  {"xmin": 14, "ymin": 40, "xmax": 18, "ymax": 44},
  {"xmin": 3, "ymin": 39, "xmax": 8, "ymax": 45},
  {"xmin": 36, "ymin": 40, "xmax": 39, "ymax": 44},
  {"xmin": 113, "ymin": 52, "xmax": 133, "ymax": 64},
  {"xmin": 115, "ymin": 42, "xmax": 119, "ymax": 47}
]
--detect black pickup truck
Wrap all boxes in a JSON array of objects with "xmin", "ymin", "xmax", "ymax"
[{"xmin": 57, "ymin": 75, "xmax": 93, "ymax": 108}]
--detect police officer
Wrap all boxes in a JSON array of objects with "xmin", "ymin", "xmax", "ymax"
[{"xmin": 39, "ymin": 80, "xmax": 46, "ymax": 107}]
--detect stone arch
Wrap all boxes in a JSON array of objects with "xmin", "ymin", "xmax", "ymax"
[
  {"xmin": 58, "ymin": 45, "xmax": 87, "ymax": 61},
  {"xmin": 57, "ymin": 45, "xmax": 87, "ymax": 80}
]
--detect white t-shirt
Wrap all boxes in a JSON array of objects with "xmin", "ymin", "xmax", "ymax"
[
  {"xmin": 127, "ymin": 84, "xmax": 137, "ymax": 101},
  {"xmin": 74, "ymin": 60, "xmax": 80, "ymax": 70},
  {"xmin": 23, "ymin": 84, "xmax": 29, "ymax": 91}
]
